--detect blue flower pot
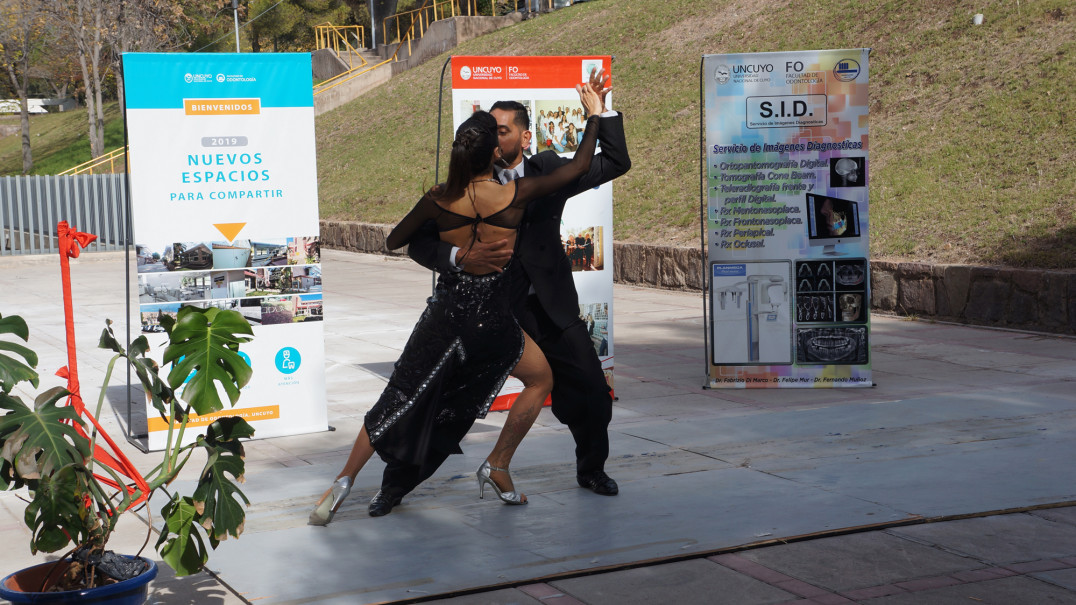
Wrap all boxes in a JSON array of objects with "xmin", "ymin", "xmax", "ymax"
[{"xmin": 0, "ymin": 556, "xmax": 157, "ymax": 604}]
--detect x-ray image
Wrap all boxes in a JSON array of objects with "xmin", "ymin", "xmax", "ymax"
[
  {"xmin": 796, "ymin": 327, "xmax": 869, "ymax": 364},
  {"xmin": 796, "ymin": 261, "xmax": 834, "ymax": 293},
  {"xmin": 797, "ymin": 294, "xmax": 834, "ymax": 322},
  {"xmin": 838, "ymin": 293, "xmax": 864, "ymax": 322},
  {"xmin": 796, "ymin": 259, "xmax": 869, "ymax": 325},
  {"xmin": 830, "ymin": 157, "xmax": 866, "ymax": 188},
  {"xmin": 835, "ymin": 261, "xmax": 866, "ymax": 289}
]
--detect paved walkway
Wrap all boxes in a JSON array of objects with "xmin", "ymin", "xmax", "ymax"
[{"xmin": 2, "ymin": 250, "xmax": 1076, "ymax": 604}]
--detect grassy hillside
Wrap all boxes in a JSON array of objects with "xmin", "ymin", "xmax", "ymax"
[
  {"xmin": 316, "ymin": 0, "xmax": 1075, "ymax": 268},
  {"xmin": 0, "ymin": 104, "xmax": 125, "ymax": 175}
]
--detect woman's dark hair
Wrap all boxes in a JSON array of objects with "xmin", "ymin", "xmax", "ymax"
[{"xmin": 434, "ymin": 111, "xmax": 497, "ymax": 201}]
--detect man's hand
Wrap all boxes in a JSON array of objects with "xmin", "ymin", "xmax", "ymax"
[
  {"xmin": 458, "ymin": 238, "xmax": 512, "ymax": 274},
  {"xmin": 588, "ymin": 67, "xmax": 612, "ymax": 113}
]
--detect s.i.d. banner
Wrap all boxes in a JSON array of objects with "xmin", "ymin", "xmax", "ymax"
[
  {"xmin": 124, "ymin": 53, "xmax": 327, "ymax": 448},
  {"xmin": 452, "ymin": 55, "xmax": 615, "ymax": 408},
  {"xmin": 704, "ymin": 49, "xmax": 871, "ymax": 388}
]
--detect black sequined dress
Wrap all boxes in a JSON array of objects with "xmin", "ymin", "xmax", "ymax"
[{"xmin": 363, "ymin": 267, "xmax": 523, "ymax": 471}]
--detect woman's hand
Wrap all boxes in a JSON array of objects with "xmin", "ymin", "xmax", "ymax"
[{"xmin": 576, "ymin": 83, "xmax": 602, "ymax": 118}]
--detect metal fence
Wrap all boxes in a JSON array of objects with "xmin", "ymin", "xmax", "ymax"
[{"xmin": 0, "ymin": 174, "xmax": 128, "ymax": 255}]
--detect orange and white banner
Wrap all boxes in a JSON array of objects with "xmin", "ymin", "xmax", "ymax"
[{"xmin": 452, "ymin": 56, "xmax": 615, "ymax": 410}]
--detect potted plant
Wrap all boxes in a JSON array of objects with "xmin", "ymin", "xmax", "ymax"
[{"xmin": 0, "ymin": 305, "xmax": 255, "ymax": 602}]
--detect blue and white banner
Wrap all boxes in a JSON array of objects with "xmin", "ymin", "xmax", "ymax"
[{"xmin": 124, "ymin": 53, "xmax": 327, "ymax": 448}]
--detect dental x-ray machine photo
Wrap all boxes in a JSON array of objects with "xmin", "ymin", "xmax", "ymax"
[{"xmin": 711, "ymin": 261, "xmax": 792, "ymax": 365}]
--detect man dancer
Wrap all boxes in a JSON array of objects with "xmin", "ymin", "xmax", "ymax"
[{"xmin": 366, "ymin": 68, "xmax": 631, "ymax": 516}]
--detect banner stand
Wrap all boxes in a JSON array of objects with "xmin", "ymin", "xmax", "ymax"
[
  {"xmin": 699, "ymin": 57, "xmax": 711, "ymax": 389},
  {"xmin": 120, "ymin": 61, "xmax": 150, "ymax": 451}
]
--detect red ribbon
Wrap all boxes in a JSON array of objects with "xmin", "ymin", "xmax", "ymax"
[
  {"xmin": 56, "ymin": 221, "xmax": 150, "ymax": 510},
  {"xmin": 59, "ymin": 223, "xmax": 97, "ymax": 259}
]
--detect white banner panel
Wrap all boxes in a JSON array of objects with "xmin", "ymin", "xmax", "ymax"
[
  {"xmin": 703, "ymin": 50, "xmax": 872, "ymax": 388},
  {"xmin": 124, "ymin": 53, "xmax": 327, "ymax": 448},
  {"xmin": 451, "ymin": 55, "xmax": 615, "ymax": 409}
]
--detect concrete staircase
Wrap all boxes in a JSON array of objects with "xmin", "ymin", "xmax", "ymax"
[
  {"xmin": 312, "ymin": 48, "xmax": 380, "ymax": 82},
  {"xmin": 312, "ymin": 13, "xmax": 522, "ymax": 116}
]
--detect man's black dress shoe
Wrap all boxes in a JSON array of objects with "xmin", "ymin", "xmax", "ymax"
[
  {"xmin": 368, "ymin": 490, "xmax": 403, "ymax": 517},
  {"xmin": 577, "ymin": 470, "xmax": 618, "ymax": 496}
]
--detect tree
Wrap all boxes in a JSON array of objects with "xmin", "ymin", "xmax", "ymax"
[
  {"xmin": 248, "ymin": 0, "xmax": 351, "ymax": 53},
  {"xmin": 0, "ymin": 0, "xmax": 50, "ymax": 173},
  {"xmin": 36, "ymin": 38, "xmax": 81, "ymax": 101},
  {"xmin": 340, "ymin": 0, "xmax": 397, "ymax": 48},
  {"xmin": 45, "ymin": 0, "xmax": 108, "ymax": 158},
  {"xmin": 107, "ymin": 0, "xmax": 186, "ymax": 119},
  {"xmin": 181, "ymin": 1, "xmax": 249, "ymax": 53}
]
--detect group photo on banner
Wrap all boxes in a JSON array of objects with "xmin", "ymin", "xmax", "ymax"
[{"xmin": 702, "ymin": 49, "xmax": 872, "ymax": 389}]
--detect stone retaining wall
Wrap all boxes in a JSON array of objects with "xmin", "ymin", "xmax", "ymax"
[
  {"xmin": 320, "ymin": 220, "xmax": 1076, "ymax": 335},
  {"xmin": 871, "ymin": 261, "xmax": 1076, "ymax": 334}
]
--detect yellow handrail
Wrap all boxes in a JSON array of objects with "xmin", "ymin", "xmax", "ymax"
[
  {"xmin": 317, "ymin": 0, "xmax": 431, "ymax": 97},
  {"xmin": 314, "ymin": 0, "xmax": 498, "ymax": 97},
  {"xmin": 314, "ymin": 23, "xmax": 367, "ymax": 72},
  {"xmin": 382, "ymin": 0, "xmax": 490, "ymax": 53},
  {"xmin": 58, "ymin": 146, "xmax": 127, "ymax": 175},
  {"xmin": 314, "ymin": 57, "xmax": 392, "ymax": 96}
]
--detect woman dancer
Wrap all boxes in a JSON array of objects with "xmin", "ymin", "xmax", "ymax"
[{"xmin": 309, "ymin": 83, "xmax": 603, "ymax": 525}]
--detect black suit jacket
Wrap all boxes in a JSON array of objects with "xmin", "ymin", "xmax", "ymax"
[{"xmin": 406, "ymin": 113, "xmax": 631, "ymax": 330}]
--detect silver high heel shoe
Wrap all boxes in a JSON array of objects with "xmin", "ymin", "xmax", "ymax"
[
  {"xmin": 308, "ymin": 476, "xmax": 352, "ymax": 526},
  {"xmin": 476, "ymin": 461, "xmax": 527, "ymax": 505}
]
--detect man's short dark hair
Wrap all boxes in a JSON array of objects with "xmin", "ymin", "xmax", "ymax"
[{"xmin": 490, "ymin": 100, "xmax": 530, "ymax": 131}]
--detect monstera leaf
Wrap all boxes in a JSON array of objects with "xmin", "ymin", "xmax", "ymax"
[
  {"xmin": 192, "ymin": 417, "xmax": 253, "ymax": 542},
  {"xmin": 0, "ymin": 313, "xmax": 39, "ymax": 393},
  {"xmin": 162, "ymin": 307, "xmax": 253, "ymax": 416},
  {"xmin": 0, "ymin": 387, "xmax": 84, "ymax": 482},
  {"xmin": 156, "ymin": 418, "xmax": 254, "ymax": 576},
  {"xmin": 24, "ymin": 465, "xmax": 90, "ymax": 554},
  {"xmin": 99, "ymin": 322, "xmax": 174, "ymax": 418},
  {"xmin": 97, "ymin": 319, "xmax": 124, "ymax": 354},
  {"xmin": 157, "ymin": 494, "xmax": 210, "ymax": 577}
]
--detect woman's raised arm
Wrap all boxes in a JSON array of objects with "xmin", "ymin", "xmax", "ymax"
[
  {"xmin": 513, "ymin": 84, "xmax": 603, "ymax": 205},
  {"xmin": 386, "ymin": 192, "xmax": 441, "ymax": 250}
]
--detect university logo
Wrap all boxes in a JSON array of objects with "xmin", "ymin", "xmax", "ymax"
[
  {"xmin": 833, "ymin": 59, "xmax": 860, "ymax": 82},
  {"xmin": 460, "ymin": 65, "xmax": 472, "ymax": 80},
  {"xmin": 184, "ymin": 73, "xmax": 194, "ymax": 83},
  {"xmin": 714, "ymin": 64, "xmax": 731, "ymax": 85}
]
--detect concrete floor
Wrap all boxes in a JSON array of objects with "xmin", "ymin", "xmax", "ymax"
[{"xmin": 2, "ymin": 249, "xmax": 1075, "ymax": 604}]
